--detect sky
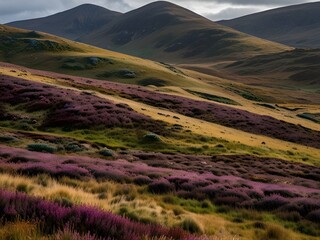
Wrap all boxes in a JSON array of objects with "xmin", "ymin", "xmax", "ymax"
[{"xmin": 0, "ymin": 0, "xmax": 314, "ymax": 23}]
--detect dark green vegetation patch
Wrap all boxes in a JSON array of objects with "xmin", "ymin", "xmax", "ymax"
[{"xmin": 186, "ymin": 89, "xmax": 240, "ymax": 105}]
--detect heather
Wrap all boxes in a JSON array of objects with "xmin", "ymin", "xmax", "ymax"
[
  {"xmin": 8, "ymin": 64, "xmax": 319, "ymax": 148},
  {"xmin": 0, "ymin": 146, "xmax": 319, "ymax": 222},
  {"xmin": 0, "ymin": 63, "xmax": 320, "ymax": 240},
  {"xmin": 0, "ymin": 74, "xmax": 163, "ymax": 132},
  {"xmin": 0, "ymin": 190, "xmax": 189, "ymax": 240}
]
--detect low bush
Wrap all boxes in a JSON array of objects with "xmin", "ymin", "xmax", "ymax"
[
  {"xmin": 133, "ymin": 176, "xmax": 152, "ymax": 185},
  {"xmin": 65, "ymin": 143, "xmax": 83, "ymax": 152},
  {"xmin": 0, "ymin": 136, "xmax": 18, "ymax": 143},
  {"xmin": 143, "ymin": 133, "xmax": 162, "ymax": 143},
  {"xmin": 99, "ymin": 148, "xmax": 114, "ymax": 157},
  {"xmin": 27, "ymin": 144, "xmax": 56, "ymax": 153},
  {"xmin": 260, "ymin": 225, "xmax": 292, "ymax": 240},
  {"xmin": 148, "ymin": 179, "xmax": 175, "ymax": 194},
  {"xmin": 179, "ymin": 218, "xmax": 203, "ymax": 234},
  {"xmin": 16, "ymin": 183, "xmax": 32, "ymax": 193}
]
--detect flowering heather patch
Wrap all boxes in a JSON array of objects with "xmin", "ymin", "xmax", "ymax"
[
  {"xmin": 3, "ymin": 62, "xmax": 318, "ymax": 148},
  {"xmin": 126, "ymin": 152, "xmax": 320, "ymax": 189},
  {"xmin": 0, "ymin": 145, "xmax": 173, "ymax": 181},
  {"xmin": 0, "ymin": 146, "xmax": 319, "ymax": 219},
  {"xmin": 0, "ymin": 74, "xmax": 162, "ymax": 131},
  {"xmin": 0, "ymin": 190, "xmax": 189, "ymax": 239}
]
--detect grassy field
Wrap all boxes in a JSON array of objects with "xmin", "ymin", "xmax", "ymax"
[
  {"xmin": 0, "ymin": 24, "xmax": 319, "ymax": 240},
  {"xmin": 0, "ymin": 61, "xmax": 319, "ymax": 240}
]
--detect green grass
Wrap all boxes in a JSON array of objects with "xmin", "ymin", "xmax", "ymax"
[
  {"xmin": 185, "ymin": 89, "xmax": 240, "ymax": 105},
  {"xmin": 0, "ymin": 102, "xmax": 318, "ymax": 165},
  {"xmin": 0, "ymin": 118, "xmax": 318, "ymax": 165},
  {"xmin": 228, "ymin": 86, "xmax": 263, "ymax": 102},
  {"xmin": 162, "ymin": 196, "xmax": 216, "ymax": 214}
]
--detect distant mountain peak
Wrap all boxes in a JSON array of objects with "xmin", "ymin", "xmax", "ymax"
[
  {"xmin": 220, "ymin": 1, "xmax": 320, "ymax": 48},
  {"xmin": 7, "ymin": 1, "xmax": 288, "ymax": 62},
  {"xmin": 71, "ymin": 3, "xmax": 113, "ymax": 11},
  {"xmin": 7, "ymin": 3, "xmax": 122, "ymax": 40},
  {"xmin": 144, "ymin": 1, "xmax": 180, "ymax": 7}
]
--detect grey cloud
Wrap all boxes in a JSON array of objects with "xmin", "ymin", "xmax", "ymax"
[
  {"xmin": 210, "ymin": 0, "xmax": 309, "ymax": 6},
  {"xmin": 206, "ymin": 7, "xmax": 262, "ymax": 21},
  {"xmin": 0, "ymin": 0, "xmax": 132, "ymax": 23},
  {"xmin": 0, "ymin": 0, "xmax": 312, "ymax": 23}
]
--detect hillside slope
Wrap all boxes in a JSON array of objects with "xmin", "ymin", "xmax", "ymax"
[
  {"xmin": 0, "ymin": 24, "xmax": 197, "ymax": 87},
  {"xmin": 7, "ymin": 2, "xmax": 289, "ymax": 63},
  {"xmin": 220, "ymin": 2, "xmax": 320, "ymax": 48},
  {"xmin": 223, "ymin": 48, "xmax": 320, "ymax": 90},
  {"xmin": 79, "ymin": 1, "xmax": 288, "ymax": 62},
  {"xmin": 7, "ymin": 4, "xmax": 121, "ymax": 40}
]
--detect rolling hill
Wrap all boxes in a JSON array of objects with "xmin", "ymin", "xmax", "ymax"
[
  {"xmin": 1, "ymin": 3, "xmax": 320, "ymax": 238},
  {"xmin": 220, "ymin": 2, "xmax": 320, "ymax": 48},
  {"xmin": 7, "ymin": 4, "xmax": 121, "ymax": 40},
  {"xmin": 223, "ymin": 48, "xmax": 320, "ymax": 90},
  {"xmin": 0, "ymin": 24, "xmax": 198, "ymax": 87},
  {"xmin": 7, "ymin": 1, "xmax": 289, "ymax": 63}
]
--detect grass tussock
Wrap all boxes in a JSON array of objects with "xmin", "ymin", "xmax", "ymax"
[{"xmin": 260, "ymin": 225, "xmax": 294, "ymax": 240}]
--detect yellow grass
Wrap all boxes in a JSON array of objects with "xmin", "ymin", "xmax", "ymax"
[{"xmin": 1, "ymin": 66, "xmax": 319, "ymax": 162}]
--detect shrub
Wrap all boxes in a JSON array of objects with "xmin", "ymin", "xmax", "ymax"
[
  {"xmin": 54, "ymin": 197, "xmax": 74, "ymax": 208},
  {"xmin": 0, "ymin": 136, "xmax": 18, "ymax": 143},
  {"xmin": 148, "ymin": 179, "xmax": 175, "ymax": 194},
  {"xmin": 99, "ymin": 148, "xmax": 114, "ymax": 157},
  {"xmin": 133, "ymin": 176, "xmax": 152, "ymax": 185},
  {"xmin": 163, "ymin": 196, "xmax": 178, "ymax": 204},
  {"xmin": 260, "ymin": 225, "xmax": 292, "ymax": 240},
  {"xmin": 143, "ymin": 133, "xmax": 162, "ymax": 143},
  {"xmin": 16, "ymin": 183, "xmax": 31, "ymax": 193},
  {"xmin": 257, "ymin": 195, "xmax": 289, "ymax": 211},
  {"xmin": 173, "ymin": 207, "xmax": 184, "ymax": 216},
  {"xmin": 65, "ymin": 143, "xmax": 83, "ymax": 152},
  {"xmin": 179, "ymin": 218, "xmax": 203, "ymax": 234},
  {"xmin": 27, "ymin": 144, "xmax": 56, "ymax": 153},
  {"xmin": 201, "ymin": 200, "xmax": 213, "ymax": 209}
]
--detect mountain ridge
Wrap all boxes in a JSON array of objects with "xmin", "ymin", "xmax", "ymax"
[
  {"xmin": 7, "ymin": 4, "xmax": 122, "ymax": 40},
  {"xmin": 7, "ymin": 1, "xmax": 289, "ymax": 63},
  {"xmin": 219, "ymin": 2, "xmax": 320, "ymax": 48}
]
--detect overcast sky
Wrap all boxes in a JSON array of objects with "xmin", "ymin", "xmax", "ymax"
[{"xmin": 0, "ymin": 0, "xmax": 314, "ymax": 23}]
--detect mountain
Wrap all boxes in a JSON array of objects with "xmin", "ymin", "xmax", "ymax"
[
  {"xmin": 79, "ymin": 1, "xmax": 288, "ymax": 62},
  {"xmin": 220, "ymin": 2, "xmax": 320, "ymax": 49},
  {"xmin": 7, "ymin": 1, "xmax": 288, "ymax": 63},
  {"xmin": 7, "ymin": 4, "xmax": 122, "ymax": 40}
]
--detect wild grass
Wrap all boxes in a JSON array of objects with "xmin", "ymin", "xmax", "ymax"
[
  {"xmin": 0, "ymin": 221, "xmax": 40, "ymax": 240},
  {"xmin": 0, "ymin": 173, "xmax": 181, "ymax": 228},
  {"xmin": 0, "ymin": 171, "xmax": 318, "ymax": 239}
]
